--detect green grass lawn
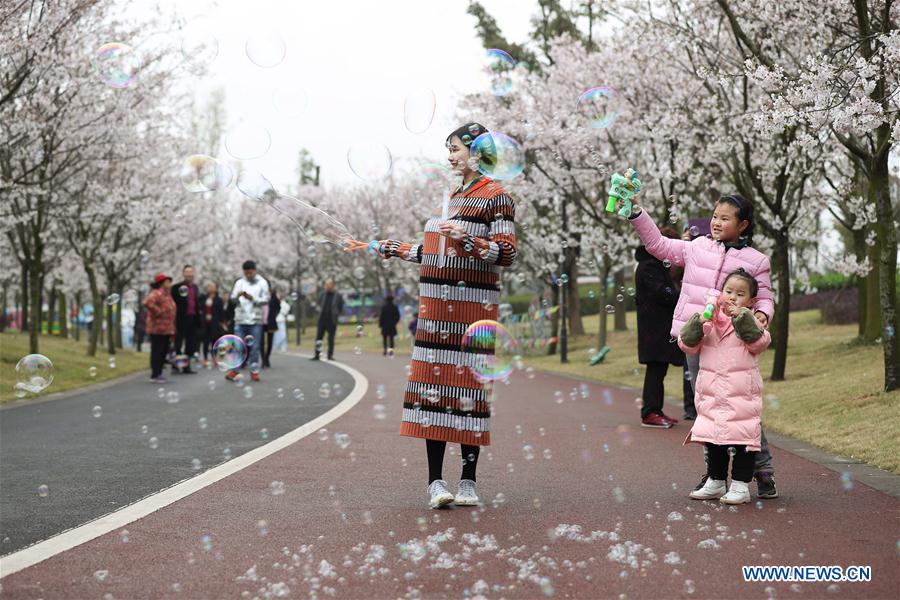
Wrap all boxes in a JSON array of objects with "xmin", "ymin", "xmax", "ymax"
[
  {"xmin": 329, "ymin": 310, "xmax": 899, "ymax": 475},
  {"xmin": 0, "ymin": 331, "xmax": 148, "ymax": 404}
]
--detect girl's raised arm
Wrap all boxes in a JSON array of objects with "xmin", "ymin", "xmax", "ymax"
[{"xmin": 629, "ymin": 210, "xmax": 689, "ymax": 266}]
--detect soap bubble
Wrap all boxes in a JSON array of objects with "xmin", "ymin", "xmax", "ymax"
[
  {"xmin": 347, "ymin": 141, "xmax": 393, "ymax": 181},
  {"xmin": 149, "ymin": 436, "xmax": 159, "ymax": 449},
  {"xmin": 485, "ymin": 48, "xmax": 515, "ymax": 96},
  {"xmin": 469, "ymin": 132, "xmax": 524, "ymax": 181},
  {"xmin": 180, "ymin": 155, "xmax": 233, "ymax": 193},
  {"xmin": 225, "ymin": 122, "xmax": 271, "ymax": 160},
  {"xmin": 94, "ymin": 42, "xmax": 137, "ymax": 88},
  {"xmin": 191, "ymin": 458, "xmax": 202, "ymax": 471},
  {"xmin": 319, "ymin": 383, "xmax": 331, "ymax": 399},
  {"xmin": 38, "ymin": 484, "xmax": 50, "ymax": 498},
  {"xmin": 605, "ymin": 305, "xmax": 616, "ymax": 314},
  {"xmin": 212, "ymin": 335, "xmax": 248, "ymax": 370},
  {"xmin": 178, "ymin": 285, "xmax": 189, "ymax": 297},
  {"xmin": 88, "ymin": 365, "xmax": 98, "ymax": 377},
  {"xmin": 105, "ymin": 293, "xmax": 120, "ymax": 306},
  {"xmin": 92, "ymin": 405, "xmax": 102, "ymax": 418},
  {"xmin": 460, "ymin": 320, "xmax": 519, "ymax": 383},
  {"xmin": 689, "ymin": 225, "xmax": 700, "ymax": 237},
  {"xmin": 15, "ymin": 354, "xmax": 54, "ymax": 393},
  {"xmin": 245, "ymin": 30, "xmax": 286, "ymax": 67},
  {"xmin": 575, "ymin": 86, "xmax": 619, "ymax": 129},
  {"xmin": 372, "ymin": 404, "xmax": 386, "ymax": 420},
  {"xmin": 236, "ymin": 169, "xmax": 277, "ymax": 202},
  {"xmin": 403, "ymin": 88, "xmax": 436, "ymax": 134},
  {"xmin": 260, "ymin": 428, "xmax": 269, "ymax": 440},
  {"xmin": 243, "ymin": 335, "xmax": 255, "ymax": 347}
]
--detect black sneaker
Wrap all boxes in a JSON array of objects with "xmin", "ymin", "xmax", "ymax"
[
  {"xmin": 755, "ymin": 473, "xmax": 778, "ymax": 499},
  {"xmin": 683, "ymin": 411, "xmax": 697, "ymax": 421},
  {"xmin": 309, "ymin": 356, "xmax": 320, "ymax": 361},
  {"xmin": 693, "ymin": 473, "xmax": 709, "ymax": 492}
]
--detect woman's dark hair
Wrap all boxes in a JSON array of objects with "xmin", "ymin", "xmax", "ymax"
[
  {"xmin": 716, "ymin": 194, "xmax": 755, "ymax": 244},
  {"xmin": 723, "ymin": 267, "xmax": 758, "ymax": 297},
  {"xmin": 446, "ymin": 123, "xmax": 496, "ymax": 170}
]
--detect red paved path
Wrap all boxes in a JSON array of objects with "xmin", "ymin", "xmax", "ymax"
[{"xmin": 1, "ymin": 353, "xmax": 897, "ymax": 599}]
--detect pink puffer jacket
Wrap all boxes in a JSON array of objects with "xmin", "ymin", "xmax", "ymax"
[
  {"xmin": 679, "ymin": 311, "xmax": 771, "ymax": 451},
  {"xmin": 630, "ymin": 211, "xmax": 774, "ymax": 337}
]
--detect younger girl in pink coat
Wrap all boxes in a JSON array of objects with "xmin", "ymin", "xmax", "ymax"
[{"xmin": 679, "ymin": 269, "xmax": 770, "ymax": 505}]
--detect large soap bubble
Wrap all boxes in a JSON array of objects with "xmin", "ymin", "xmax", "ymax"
[
  {"xmin": 225, "ymin": 122, "xmax": 271, "ymax": 160},
  {"xmin": 15, "ymin": 354, "xmax": 55, "ymax": 394},
  {"xmin": 576, "ymin": 87, "xmax": 619, "ymax": 129},
  {"xmin": 485, "ymin": 49, "xmax": 515, "ymax": 96},
  {"xmin": 236, "ymin": 170, "xmax": 277, "ymax": 202},
  {"xmin": 469, "ymin": 132, "xmax": 525, "ymax": 181},
  {"xmin": 460, "ymin": 320, "xmax": 519, "ymax": 383},
  {"xmin": 212, "ymin": 335, "xmax": 247, "ymax": 371},
  {"xmin": 180, "ymin": 155, "xmax": 233, "ymax": 192},
  {"xmin": 347, "ymin": 141, "xmax": 393, "ymax": 182},
  {"xmin": 245, "ymin": 30, "xmax": 286, "ymax": 68},
  {"xmin": 94, "ymin": 43, "xmax": 138, "ymax": 89},
  {"xmin": 403, "ymin": 88, "xmax": 436, "ymax": 134}
]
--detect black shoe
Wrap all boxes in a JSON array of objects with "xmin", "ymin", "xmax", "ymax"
[
  {"xmin": 182, "ymin": 368, "xmax": 197, "ymax": 374},
  {"xmin": 693, "ymin": 473, "xmax": 709, "ymax": 492},
  {"xmin": 309, "ymin": 356, "xmax": 320, "ymax": 361},
  {"xmin": 755, "ymin": 473, "xmax": 778, "ymax": 499},
  {"xmin": 327, "ymin": 356, "xmax": 334, "ymax": 361},
  {"xmin": 683, "ymin": 411, "xmax": 697, "ymax": 421}
]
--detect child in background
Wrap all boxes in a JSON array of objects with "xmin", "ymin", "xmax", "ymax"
[{"xmin": 680, "ymin": 269, "xmax": 771, "ymax": 504}]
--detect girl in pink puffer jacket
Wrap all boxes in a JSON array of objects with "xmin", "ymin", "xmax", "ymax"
[
  {"xmin": 627, "ymin": 194, "xmax": 780, "ymax": 500},
  {"xmin": 679, "ymin": 269, "xmax": 770, "ymax": 505}
]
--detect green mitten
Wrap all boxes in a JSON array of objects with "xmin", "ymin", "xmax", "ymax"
[
  {"xmin": 680, "ymin": 313, "xmax": 704, "ymax": 347},
  {"xmin": 733, "ymin": 308, "xmax": 764, "ymax": 343}
]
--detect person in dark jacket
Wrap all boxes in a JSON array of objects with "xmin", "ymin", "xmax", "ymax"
[
  {"xmin": 310, "ymin": 279, "xmax": 344, "ymax": 361},
  {"xmin": 134, "ymin": 305, "xmax": 147, "ymax": 353},
  {"xmin": 635, "ymin": 226, "xmax": 693, "ymax": 429},
  {"xmin": 378, "ymin": 295, "xmax": 401, "ymax": 355},
  {"xmin": 221, "ymin": 291, "xmax": 235, "ymax": 334},
  {"xmin": 261, "ymin": 286, "xmax": 281, "ymax": 368},
  {"xmin": 171, "ymin": 264, "xmax": 202, "ymax": 373},
  {"xmin": 198, "ymin": 282, "xmax": 225, "ymax": 367}
]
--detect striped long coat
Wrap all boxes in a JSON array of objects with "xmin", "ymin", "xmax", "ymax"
[{"xmin": 381, "ymin": 177, "xmax": 517, "ymax": 446}]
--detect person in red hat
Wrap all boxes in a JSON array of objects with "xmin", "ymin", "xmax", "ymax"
[{"xmin": 143, "ymin": 274, "xmax": 176, "ymax": 383}]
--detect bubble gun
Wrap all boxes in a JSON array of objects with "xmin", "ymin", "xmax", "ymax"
[
  {"xmin": 605, "ymin": 168, "xmax": 642, "ymax": 218},
  {"xmin": 702, "ymin": 290, "xmax": 720, "ymax": 320}
]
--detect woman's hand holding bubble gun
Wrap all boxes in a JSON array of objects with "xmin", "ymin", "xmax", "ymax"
[
  {"xmin": 342, "ymin": 239, "xmax": 386, "ymax": 255},
  {"xmin": 605, "ymin": 168, "xmax": 642, "ymax": 218}
]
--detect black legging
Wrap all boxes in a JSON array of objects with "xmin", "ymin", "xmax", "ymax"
[
  {"xmin": 426, "ymin": 439, "xmax": 480, "ymax": 484},
  {"xmin": 261, "ymin": 330, "xmax": 275, "ymax": 366},
  {"xmin": 149, "ymin": 334, "xmax": 169, "ymax": 378},
  {"xmin": 706, "ymin": 443, "xmax": 757, "ymax": 483},
  {"xmin": 382, "ymin": 334, "xmax": 395, "ymax": 354}
]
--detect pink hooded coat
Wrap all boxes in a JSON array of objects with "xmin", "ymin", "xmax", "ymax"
[
  {"xmin": 678, "ymin": 310, "xmax": 771, "ymax": 451},
  {"xmin": 630, "ymin": 211, "xmax": 775, "ymax": 337}
]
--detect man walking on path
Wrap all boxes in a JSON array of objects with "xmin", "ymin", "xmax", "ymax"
[
  {"xmin": 227, "ymin": 261, "xmax": 269, "ymax": 382},
  {"xmin": 310, "ymin": 278, "xmax": 343, "ymax": 361},
  {"xmin": 172, "ymin": 265, "xmax": 202, "ymax": 374}
]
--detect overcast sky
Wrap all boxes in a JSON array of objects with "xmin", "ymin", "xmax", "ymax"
[{"xmin": 153, "ymin": 0, "xmax": 536, "ymax": 190}]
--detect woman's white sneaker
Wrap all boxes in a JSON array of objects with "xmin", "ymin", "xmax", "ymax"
[
  {"xmin": 454, "ymin": 479, "xmax": 479, "ymax": 506},
  {"xmin": 720, "ymin": 480, "xmax": 751, "ymax": 504},
  {"xmin": 427, "ymin": 479, "xmax": 454, "ymax": 509},
  {"xmin": 688, "ymin": 478, "xmax": 727, "ymax": 500}
]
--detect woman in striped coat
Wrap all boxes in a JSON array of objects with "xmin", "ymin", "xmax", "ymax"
[{"xmin": 378, "ymin": 123, "xmax": 518, "ymax": 508}]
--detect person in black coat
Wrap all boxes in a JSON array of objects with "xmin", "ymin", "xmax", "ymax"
[
  {"xmin": 198, "ymin": 282, "xmax": 225, "ymax": 367},
  {"xmin": 221, "ymin": 291, "xmax": 235, "ymax": 334},
  {"xmin": 310, "ymin": 279, "xmax": 344, "ymax": 361},
  {"xmin": 261, "ymin": 286, "xmax": 281, "ymax": 368},
  {"xmin": 378, "ymin": 295, "xmax": 401, "ymax": 355},
  {"xmin": 634, "ymin": 226, "xmax": 694, "ymax": 428},
  {"xmin": 172, "ymin": 264, "xmax": 202, "ymax": 373}
]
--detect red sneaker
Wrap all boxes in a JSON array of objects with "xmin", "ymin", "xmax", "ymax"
[
  {"xmin": 251, "ymin": 372, "xmax": 260, "ymax": 382},
  {"xmin": 641, "ymin": 413, "xmax": 673, "ymax": 429},
  {"xmin": 660, "ymin": 412, "xmax": 679, "ymax": 425},
  {"xmin": 225, "ymin": 370, "xmax": 239, "ymax": 381}
]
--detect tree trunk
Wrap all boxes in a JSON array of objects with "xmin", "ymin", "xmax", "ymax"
[
  {"xmin": 85, "ymin": 267, "xmax": 102, "ymax": 356},
  {"xmin": 770, "ymin": 238, "xmax": 791, "ymax": 381},
  {"xmin": 114, "ymin": 291, "xmax": 123, "ymax": 349},
  {"xmin": 28, "ymin": 263, "xmax": 41, "ymax": 353},
  {"xmin": 74, "ymin": 292, "xmax": 82, "ymax": 342},
  {"xmin": 613, "ymin": 268, "xmax": 627, "ymax": 331},
  {"xmin": 870, "ymin": 148, "xmax": 900, "ymax": 391},
  {"xmin": 0, "ymin": 285, "xmax": 7, "ymax": 333},
  {"xmin": 20, "ymin": 264, "xmax": 28, "ymax": 336},
  {"xmin": 567, "ymin": 261, "xmax": 585, "ymax": 336},
  {"xmin": 106, "ymin": 301, "xmax": 116, "ymax": 355},
  {"xmin": 58, "ymin": 292, "xmax": 68, "ymax": 339}
]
